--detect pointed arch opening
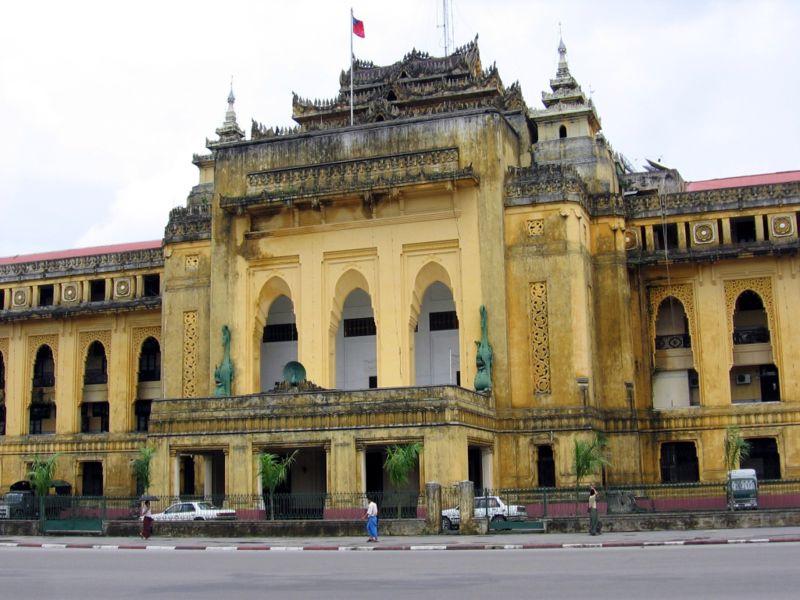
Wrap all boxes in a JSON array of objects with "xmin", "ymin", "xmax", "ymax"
[
  {"xmin": 414, "ymin": 282, "xmax": 460, "ymax": 385},
  {"xmin": 81, "ymin": 341, "xmax": 108, "ymax": 433},
  {"xmin": 261, "ymin": 295, "xmax": 298, "ymax": 391},
  {"xmin": 652, "ymin": 297, "xmax": 697, "ymax": 409},
  {"xmin": 30, "ymin": 345, "xmax": 56, "ymax": 434},
  {"xmin": 0, "ymin": 350, "xmax": 5, "ymax": 435},
  {"xmin": 730, "ymin": 291, "xmax": 779, "ymax": 403},
  {"xmin": 335, "ymin": 288, "xmax": 377, "ymax": 390},
  {"xmin": 135, "ymin": 337, "xmax": 161, "ymax": 432}
]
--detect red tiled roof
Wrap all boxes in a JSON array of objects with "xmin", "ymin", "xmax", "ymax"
[
  {"xmin": 686, "ymin": 170, "xmax": 800, "ymax": 192},
  {"xmin": 0, "ymin": 240, "xmax": 162, "ymax": 266}
]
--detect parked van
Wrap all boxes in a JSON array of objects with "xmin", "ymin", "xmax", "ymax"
[{"xmin": 727, "ymin": 468, "xmax": 758, "ymax": 510}]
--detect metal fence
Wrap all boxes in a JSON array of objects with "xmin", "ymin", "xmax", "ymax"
[{"xmin": 2, "ymin": 480, "xmax": 800, "ymax": 523}]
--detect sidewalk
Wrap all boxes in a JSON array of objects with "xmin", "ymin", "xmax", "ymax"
[{"xmin": 2, "ymin": 526, "xmax": 800, "ymax": 552}]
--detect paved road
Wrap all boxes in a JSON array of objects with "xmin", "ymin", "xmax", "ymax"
[{"xmin": 1, "ymin": 540, "xmax": 799, "ymax": 599}]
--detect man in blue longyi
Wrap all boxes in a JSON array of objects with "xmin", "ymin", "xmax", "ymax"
[{"xmin": 363, "ymin": 496, "xmax": 379, "ymax": 542}]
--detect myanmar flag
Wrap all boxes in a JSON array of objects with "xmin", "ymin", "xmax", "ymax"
[{"xmin": 352, "ymin": 16, "xmax": 365, "ymax": 38}]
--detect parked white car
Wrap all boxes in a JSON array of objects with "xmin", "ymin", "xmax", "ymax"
[
  {"xmin": 441, "ymin": 495, "xmax": 527, "ymax": 530},
  {"xmin": 150, "ymin": 501, "xmax": 237, "ymax": 521}
]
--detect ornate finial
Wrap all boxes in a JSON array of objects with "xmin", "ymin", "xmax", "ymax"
[
  {"xmin": 556, "ymin": 32, "xmax": 570, "ymax": 78},
  {"xmin": 215, "ymin": 78, "xmax": 244, "ymax": 143}
]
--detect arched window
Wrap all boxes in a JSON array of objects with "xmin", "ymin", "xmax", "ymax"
[
  {"xmin": 733, "ymin": 291, "xmax": 769, "ymax": 344},
  {"xmin": 336, "ymin": 289, "xmax": 376, "ymax": 390},
  {"xmin": 559, "ymin": 124, "xmax": 567, "ymax": 139},
  {"xmin": 261, "ymin": 295, "xmax": 298, "ymax": 392},
  {"xmin": 82, "ymin": 341, "xmax": 109, "ymax": 433},
  {"xmin": 135, "ymin": 337, "xmax": 161, "ymax": 432},
  {"xmin": 414, "ymin": 282, "xmax": 459, "ymax": 386},
  {"xmin": 31, "ymin": 345, "xmax": 56, "ymax": 434},
  {"xmin": 84, "ymin": 341, "xmax": 107, "ymax": 385},
  {"xmin": 138, "ymin": 338, "xmax": 161, "ymax": 382}
]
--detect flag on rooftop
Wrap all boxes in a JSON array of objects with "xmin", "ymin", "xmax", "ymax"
[{"xmin": 352, "ymin": 16, "xmax": 365, "ymax": 38}]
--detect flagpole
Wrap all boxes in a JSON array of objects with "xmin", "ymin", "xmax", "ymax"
[{"xmin": 350, "ymin": 7, "xmax": 354, "ymax": 126}]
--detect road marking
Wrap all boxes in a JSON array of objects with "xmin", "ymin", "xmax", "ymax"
[
  {"xmin": 205, "ymin": 546, "xmax": 238, "ymax": 551},
  {"xmin": 411, "ymin": 545, "xmax": 448, "ymax": 550},
  {"xmin": 269, "ymin": 546, "xmax": 304, "ymax": 551}
]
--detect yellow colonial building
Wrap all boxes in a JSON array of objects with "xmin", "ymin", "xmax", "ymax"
[{"xmin": 1, "ymin": 38, "xmax": 798, "ymax": 499}]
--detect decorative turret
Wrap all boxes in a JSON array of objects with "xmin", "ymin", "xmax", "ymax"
[
  {"xmin": 213, "ymin": 85, "xmax": 245, "ymax": 144},
  {"xmin": 529, "ymin": 36, "xmax": 617, "ymax": 195}
]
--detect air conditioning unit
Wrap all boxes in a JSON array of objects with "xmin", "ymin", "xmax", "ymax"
[{"xmin": 735, "ymin": 373, "xmax": 751, "ymax": 385}]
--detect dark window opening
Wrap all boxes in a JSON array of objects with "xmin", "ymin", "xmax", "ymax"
[
  {"xmin": 0, "ymin": 353, "xmax": 5, "ymax": 390},
  {"xmin": 559, "ymin": 124, "xmax": 567, "ymax": 138},
  {"xmin": 81, "ymin": 402, "xmax": 109, "ymax": 433},
  {"xmin": 731, "ymin": 216, "xmax": 756, "ymax": 244},
  {"xmin": 84, "ymin": 341, "xmax": 108, "ymax": 385},
  {"xmin": 429, "ymin": 310, "xmax": 459, "ymax": 331},
  {"xmin": 32, "ymin": 346, "xmax": 55, "ymax": 388},
  {"xmin": 456, "ymin": 370, "xmax": 461, "ymax": 386},
  {"xmin": 142, "ymin": 274, "xmax": 160, "ymax": 297},
  {"xmin": 386, "ymin": 90, "xmax": 397, "ymax": 102},
  {"xmin": 760, "ymin": 364, "xmax": 781, "ymax": 402},
  {"xmin": 29, "ymin": 403, "xmax": 54, "ymax": 435},
  {"xmin": 138, "ymin": 338, "xmax": 161, "ymax": 382},
  {"xmin": 399, "ymin": 70, "xmax": 409, "ymax": 79},
  {"xmin": 762, "ymin": 215, "xmax": 770, "ymax": 239},
  {"xmin": 742, "ymin": 438, "xmax": 781, "ymax": 479},
  {"xmin": 81, "ymin": 462, "xmax": 104, "ymax": 496},
  {"xmin": 39, "ymin": 284, "xmax": 54, "ymax": 306},
  {"xmin": 537, "ymin": 445, "xmax": 556, "ymax": 487},
  {"xmin": 733, "ymin": 291, "xmax": 769, "ymax": 344},
  {"xmin": 263, "ymin": 323, "xmax": 298, "ymax": 343},
  {"xmin": 375, "ymin": 115, "xmax": 385, "ymax": 122},
  {"xmin": 135, "ymin": 400, "xmax": 152, "ymax": 432},
  {"xmin": 660, "ymin": 441, "xmax": 699, "ymax": 483},
  {"xmin": 0, "ymin": 404, "xmax": 5, "ymax": 436},
  {"xmin": 365, "ymin": 449, "xmax": 384, "ymax": 494},
  {"xmin": 468, "ymin": 446, "xmax": 484, "ymax": 495},
  {"xmin": 344, "ymin": 317, "xmax": 376, "ymax": 337},
  {"xmin": 89, "ymin": 279, "xmax": 105, "ymax": 302},
  {"xmin": 368, "ymin": 375, "xmax": 378, "ymax": 389},
  {"xmin": 0, "ymin": 289, "xmax": 5, "ymax": 309},
  {"xmin": 654, "ymin": 223, "xmax": 679, "ymax": 250},
  {"xmin": 529, "ymin": 121, "xmax": 538, "ymax": 144}
]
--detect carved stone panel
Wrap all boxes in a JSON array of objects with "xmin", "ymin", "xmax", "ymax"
[
  {"xmin": 692, "ymin": 221, "xmax": 717, "ymax": 245},
  {"xmin": 182, "ymin": 311, "xmax": 198, "ymax": 398},
  {"xmin": 28, "ymin": 334, "xmax": 59, "ymax": 369},
  {"xmin": 78, "ymin": 330, "xmax": 112, "ymax": 365},
  {"xmin": 114, "ymin": 277, "xmax": 134, "ymax": 299},
  {"xmin": 526, "ymin": 219, "xmax": 544, "ymax": 237},
  {"xmin": 61, "ymin": 282, "xmax": 80, "ymax": 304},
  {"xmin": 770, "ymin": 214, "xmax": 796, "ymax": 238},
  {"xmin": 624, "ymin": 228, "xmax": 639, "ymax": 250},
  {"xmin": 11, "ymin": 287, "xmax": 30, "ymax": 309},
  {"xmin": 529, "ymin": 282, "xmax": 551, "ymax": 394}
]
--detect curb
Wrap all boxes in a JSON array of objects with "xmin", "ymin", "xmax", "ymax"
[{"xmin": 2, "ymin": 536, "xmax": 800, "ymax": 552}]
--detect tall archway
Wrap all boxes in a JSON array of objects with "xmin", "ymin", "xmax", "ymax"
[
  {"xmin": 260, "ymin": 295, "xmax": 298, "ymax": 391},
  {"xmin": 30, "ymin": 345, "xmax": 56, "ymax": 434},
  {"xmin": 0, "ymin": 350, "xmax": 5, "ymax": 435},
  {"xmin": 730, "ymin": 291, "xmax": 779, "ymax": 403},
  {"xmin": 81, "ymin": 341, "xmax": 108, "ymax": 433},
  {"xmin": 335, "ymin": 288, "xmax": 377, "ymax": 390},
  {"xmin": 652, "ymin": 297, "xmax": 697, "ymax": 409},
  {"xmin": 414, "ymin": 282, "xmax": 459, "ymax": 385},
  {"xmin": 135, "ymin": 337, "xmax": 161, "ymax": 432}
]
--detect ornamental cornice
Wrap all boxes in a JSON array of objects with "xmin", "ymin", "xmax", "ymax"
[
  {"xmin": 624, "ymin": 181, "xmax": 800, "ymax": 220},
  {"xmin": 0, "ymin": 297, "xmax": 161, "ymax": 323},
  {"xmin": 221, "ymin": 148, "xmax": 475, "ymax": 210},
  {"xmin": 0, "ymin": 248, "xmax": 164, "ymax": 284},
  {"xmin": 164, "ymin": 203, "xmax": 212, "ymax": 244},
  {"xmin": 504, "ymin": 164, "xmax": 590, "ymax": 210}
]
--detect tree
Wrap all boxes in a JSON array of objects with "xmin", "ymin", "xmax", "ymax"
[
  {"xmin": 383, "ymin": 442, "xmax": 422, "ymax": 518},
  {"xmin": 572, "ymin": 434, "xmax": 609, "ymax": 515},
  {"xmin": 131, "ymin": 447, "xmax": 156, "ymax": 495},
  {"xmin": 258, "ymin": 451, "xmax": 297, "ymax": 520},
  {"xmin": 724, "ymin": 426, "xmax": 751, "ymax": 473},
  {"xmin": 28, "ymin": 454, "xmax": 59, "ymax": 497}
]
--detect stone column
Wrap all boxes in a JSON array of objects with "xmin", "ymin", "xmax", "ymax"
[
  {"xmin": 204, "ymin": 456, "xmax": 213, "ymax": 499},
  {"xmin": 425, "ymin": 482, "xmax": 442, "ymax": 533},
  {"xmin": 172, "ymin": 455, "xmax": 181, "ymax": 498},
  {"xmin": 457, "ymin": 479, "xmax": 476, "ymax": 534}
]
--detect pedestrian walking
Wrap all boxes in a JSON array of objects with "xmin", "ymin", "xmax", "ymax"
[
  {"xmin": 363, "ymin": 496, "xmax": 379, "ymax": 542},
  {"xmin": 588, "ymin": 485, "xmax": 601, "ymax": 535},
  {"xmin": 140, "ymin": 500, "xmax": 154, "ymax": 539}
]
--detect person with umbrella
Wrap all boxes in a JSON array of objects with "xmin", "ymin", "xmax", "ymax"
[{"xmin": 140, "ymin": 499, "xmax": 154, "ymax": 539}]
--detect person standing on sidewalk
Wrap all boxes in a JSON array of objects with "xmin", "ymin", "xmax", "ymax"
[
  {"xmin": 363, "ymin": 496, "xmax": 379, "ymax": 542},
  {"xmin": 588, "ymin": 485, "xmax": 601, "ymax": 535},
  {"xmin": 140, "ymin": 500, "xmax": 154, "ymax": 540}
]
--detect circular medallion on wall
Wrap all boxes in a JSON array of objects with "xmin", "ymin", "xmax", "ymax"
[
  {"xmin": 63, "ymin": 284, "xmax": 77, "ymax": 302},
  {"xmin": 772, "ymin": 216, "xmax": 793, "ymax": 237},
  {"xmin": 624, "ymin": 229, "xmax": 638, "ymax": 250},
  {"xmin": 115, "ymin": 278, "xmax": 131, "ymax": 298},
  {"xmin": 13, "ymin": 289, "xmax": 27, "ymax": 306},
  {"xmin": 694, "ymin": 223, "xmax": 714, "ymax": 244}
]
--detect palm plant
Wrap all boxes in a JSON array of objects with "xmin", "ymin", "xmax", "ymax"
[
  {"xmin": 572, "ymin": 434, "xmax": 609, "ymax": 515},
  {"xmin": 383, "ymin": 442, "xmax": 422, "ymax": 518},
  {"xmin": 724, "ymin": 426, "xmax": 751, "ymax": 473},
  {"xmin": 258, "ymin": 450, "xmax": 298, "ymax": 520},
  {"xmin": 132, "ymin": 447, "xmax": 156, "ymax": 495},
  {"xmin": 28, "ymin": 454, "xmax": 59, "ymax": 497}
]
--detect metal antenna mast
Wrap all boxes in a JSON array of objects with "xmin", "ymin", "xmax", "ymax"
[{"xmin": 440, "ymin": 0, "xmax": 454, "ymax": 55}]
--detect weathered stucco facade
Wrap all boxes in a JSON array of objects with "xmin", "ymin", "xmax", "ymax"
[{"xmin": 1, "ymin": 38, "xmax": 799, "ymax": 499}]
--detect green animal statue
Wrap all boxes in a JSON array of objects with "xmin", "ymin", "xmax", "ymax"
[
  {"xmin": 474, "ymin": 305, "xmax": 493, "ymax": 392},
  {"xmin": 214, "ymin": 325, "xmax": 234, "ymax": 396}
]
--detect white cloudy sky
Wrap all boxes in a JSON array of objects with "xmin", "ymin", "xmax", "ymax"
[{"xmin": 1, "ymin": 0, "xmax": 798, "ymax": 257}]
